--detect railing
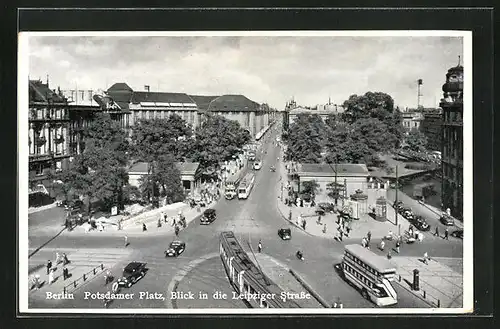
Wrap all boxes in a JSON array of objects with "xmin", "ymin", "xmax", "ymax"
[{"xmin": 62, "ymin": 263, "xmax": 105, "ymax": 294}]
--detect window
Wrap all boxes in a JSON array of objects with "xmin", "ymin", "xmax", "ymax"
[
  {"xmin": 35, "ymin": 164, "xmax": 44, "ymax": 176},
  {"xmin": 56, "ymin": 161, "xmax": 62, "ymax": 171}
]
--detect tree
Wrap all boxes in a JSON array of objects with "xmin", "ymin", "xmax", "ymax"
[
  {"xmin": 190, "ymin": 115, "xmax": 251, "ymax": 177},
  {"xmin": 342, "ymin": 92, "xmax": 395, "ymax": 124},
  {"xmin": 130, "ymin": 115, "xmax": 192, "ymax": 163},
  {"xmin": 405, "ymin": 129, "xmax": 428, "ymax": 153},
  {"xmin": 301, "ymin": 180, "xmax": 320, "ymax": 200},
  {"xmin": 53, "ymin": 113, "xmax": 130, "ymax": 213},
  {"xmin": 285, "ymin": 114, "xmax": 325, "ymax": 163}
]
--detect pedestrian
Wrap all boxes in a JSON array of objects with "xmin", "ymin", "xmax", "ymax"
[
  {"xmin": 142, "ymin": 223, "xmax": 147, "ymax": 232},
  {"xmin": 317, "ymin": 215, "xmax": 322, "ymax": 225},
  {"xmin": 55, "ymin": 252, "xmax": 61, "ymax": 265},
  {"xmin": 258, "ymin": 240, "xmax": 262, "ymax": 253},
  {"xmin": 367, "ymin": 231, "xmax": 372, "ymax": 243},
  {"xmin": 396, "ymin": 240, "xmax": 401, "ymax": 253},
  {"xmin": 379, "ymin": 240, "xmax": 385, "ymax": 251},
  {"xmin": 423, "ymin": 252, "xmax": 429, "ymax": 264},
  {"xmin": 444, "ymin": 228, "xmax": 449, "ymax": 240},
  {"xmin": 63, "ymin": 267, "xmax": 69, "ymax": 280},
  {"xmin": 175, "ymin": 225, "xmax": 180, "ymax": 237},
  {"xmin": 48, "ymin": 269, "xmax": 54, "ymax": 285},
  {"xmin": 361, "ymin": 237, "xmax": 367, "ymax": 248},
  {"xmin": 46, "ymin": 260, "xmax": 52, "ymax": 275},
  {"xmin": 302, "ymin": 220, "xmax": 306, "ymax": 230},
  {"xmin": 323, "ymin": 223, "xmax": 327, "ymax": 234},
  {"xmin": 434, "ymin": 226, "xmax": 439, "ymax": 237},
  {"xmin": 124, "ymin": 235, "xmax": 128, "ymax": 247},
  {"xmin": 157, "ymin": 219, "xmax": 162, "ymax": 228},
  {"xmin": 62, "ymin": 253, "xmax": 69, "ymax": 265},
  {"xmin": 387, "ymin": 251, "xmax": 392, "ymax": 259}
]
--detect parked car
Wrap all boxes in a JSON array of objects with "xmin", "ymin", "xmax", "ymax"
[
  {"xmin": 318, "ymin": 202, "xmax": 336, "ymax": 213},
  {"xmin": 440, "ymin": 215, "xmax": 455, "ymax": 226},
  {"xmin": 315, "ymin": 207, "xmax": 326, "ymax": 216},
  {"xmin": 411, "ymin": 216, "xmax": 431, "ymax": 231},
  {"xmin": 451, "ymin": 229, "xmax": 463, "ymax": 239},
  {"xmin": 200, "ymin": 209, "xmax": 216, "ymax": 225},
  {"xmin": 165, "ymin": 240, "xmax": 186, "ymax": 257},
  {"xmin": 393, "ymin": 201, "xmax": 404, "ymax": 211},
  {"xmin": 278, "ymin": 228, "xmax": 291, "ymax": 240},
  {"xmin": 117, "ymin": 262, "xmax": 147, "ymax": 288}
]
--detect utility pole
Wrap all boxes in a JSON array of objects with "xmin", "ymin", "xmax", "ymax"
[{"xmin": 395, "ymin": 165, "xmax": 399, "ymax": 227}]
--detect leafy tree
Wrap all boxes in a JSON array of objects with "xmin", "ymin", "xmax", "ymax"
[
  {"xmin": 405, "ymin": 129, "xmax": 428, "ymax": 153},
  {"xmin": 52, "ymin": 113, "xmax": 130, "ymax": 213},
  {"xmin": 327, "ymin": 181, "xmax": 345, "ymax": 203},
  {"xmin": 301, "ymin": 180, "xmax": 320, "ymax": 198},
  {"xmin": 342, "ymin": 92, "xmax": 395, "ymax": 124},
  {"xmin": 130, "ymin": 115, "xmax": 192, "ymax": 163},
  {"xmin": 285, "ymin": 114, "xmax": 325, "ymax": 163},
  {"xmin": 190, "ymin": 115, "xmax": 251, "ymax": 177}
]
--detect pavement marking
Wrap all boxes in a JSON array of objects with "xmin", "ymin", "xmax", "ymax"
[{"xmin": 165, "ymin": 252, "xmax": 220, "ymax": 309}]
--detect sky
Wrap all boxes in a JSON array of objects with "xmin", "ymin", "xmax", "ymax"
[{"xmin": 26, "ymin": 34, "xmax": 463, "ymax": 110}]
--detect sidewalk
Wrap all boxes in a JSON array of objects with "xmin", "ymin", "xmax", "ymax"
[
  {"xmin": 247, "ymin": 252, "xmax": 324, "ymax": 308},
  {"xmin": 276, "ymin": 158, "xmax": 449, "ymax": 244},
  {"xmin": 390, "ymin": 256, "xmax": 463, "ymax": 308},
  {"xmin": 65, "ymin": 199, "xmax": 217, "ymax": 237},
  {"xmin": 28, "ymin": 247, "xmax": 132, "ymax": 305}
]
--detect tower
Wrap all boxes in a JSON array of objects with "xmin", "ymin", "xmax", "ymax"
[
  {"xmin": 417, "ymin": 79, "xmax": 423, "ymax": 109},
  {"xmin": 440, "ymin": 57, "xmax": 463, "ymax": 220}
]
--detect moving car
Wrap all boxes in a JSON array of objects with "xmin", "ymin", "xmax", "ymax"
[
  {"xmin": 253, "ymin": 160, "xmax": 262, "ymax": 170},
  {"xmin": 200, "ymin": 209, "xmax": 216, "ymax": 225},
  {"xmin": 117, "ymin": 262, "xmax": 147, "ymax": 288},
  {"xmin": 451, "ymin": 229, "xmax": 463, "ymax": 239},
  {"xmin": 411, "ymin": 216, "xmax": 431, "ymax": 231},
  {"xmin": 278, "ymin": 228, "xmax": 291, "ymax": 240},
  {"xmin": 440, "ymin": 215, "xmax": 455, "ymax": 226},
  {"xmin": 165, "ymin": 240, "xmax": 186, "ymax": 257}
]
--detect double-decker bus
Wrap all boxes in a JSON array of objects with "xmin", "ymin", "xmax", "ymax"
[
  {"xmin": 340, "ymin": 244, "xmax": 398, "ymax": 307},
  {"xmin": 238, "ymin": 172, "xmax": 256, "ymax": 199},
  {"xmin": 224, "ymin": 170, "xmax": 244, "ymax": 200}
]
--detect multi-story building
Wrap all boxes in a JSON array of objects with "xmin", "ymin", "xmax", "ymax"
[
  {"xmin": 420, "ymin": 109, "xmax": 443, "ymax": 152},
  {"xmin": 28, "ymin": 80, "xmax": 71, "ymax": 193},
  {"xmin": 103, "ymin": 83, "xmax": 273, "ymax": 139},
  {"xmin": 288, "ymin": 105, "xmax": 344, "ymax": 125},
  {"xmin": 440, "ymin": 63, "xmax": 463, "ymax": 220},
  {"xmin": 401, "ymin": 111, "xmax": 424, "ymax": 131}
]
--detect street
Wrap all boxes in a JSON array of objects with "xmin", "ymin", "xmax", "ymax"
[{"xmin": 27, "ymin": 128, "xmax": 462, "ymax": 310}]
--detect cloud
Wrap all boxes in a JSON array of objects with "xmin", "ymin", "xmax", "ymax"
[{"xmin": 26, "ymin": 35, "xmax": 463, "ymax": 109}]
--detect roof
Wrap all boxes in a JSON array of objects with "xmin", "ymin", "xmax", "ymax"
[
  {"xmin": 29, "ymin": 80, "xmax": 67, "ymax": 103},
  {"xmin": 297, "ymin": 163, "xmax": 369, "ymax": 176},
  {"xmin": 131, "ymin": 91, "xmax": 195, "ymax": 105},
  {"xmin": 207, "ymin": 94, "xmax": 261, "ymax": 112},
  {"xmin": 189, "ymin": 95, "xmax": 220, "ymax": 111},
  {"xmin": 124, "ymin": 262, "xmax": 144, "ymax": 271},
  {"xmin": 345, "ymin": 244, "xmax": 396, "ymax": 273},
  {"xmin": 128, "ymin": 161, "xmax": 199, "ymax": 175},
  {"xmin": 107, "ymin": 83, "xmax": 134, "ymax": 93}
]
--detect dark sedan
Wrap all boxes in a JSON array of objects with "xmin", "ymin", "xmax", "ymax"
[
  {"xmin": 412, "ymin": 216, "xmax": 431, "ymax": 231},
  {"xmin": 165, "ymin": 240, "xmax": 186, "ymax": 257},
  {"xmin": 200, "ymin": 209, "xmax": 216, "ymax": 225},
  {"xmin": 440, "ymin": 215, "xmax": 455, "ymax": 226},
  {"xmin": 117, "ymin": 262, "xmax": 147, "ymax": 288},
  {"xmin": 278, "ymin": 228, "xmax": 291, "ymax": 240},
  {"xmin": 451, "ymin": 229, "xmax": 463, "ymax": 239}
]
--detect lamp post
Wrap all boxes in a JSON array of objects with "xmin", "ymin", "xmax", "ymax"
[{"xmin": 395, "ymin": 165, "xmax": 399, "ymax": 227}]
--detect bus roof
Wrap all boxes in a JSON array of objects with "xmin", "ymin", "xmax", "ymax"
[{"xmin": 345, "ymin": 244, "xmax": 396, "ymax": 273}]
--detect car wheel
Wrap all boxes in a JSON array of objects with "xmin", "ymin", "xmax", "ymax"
[{"xmin": 361, "ymin": 289, "xmax": 369, "ymax": 300}]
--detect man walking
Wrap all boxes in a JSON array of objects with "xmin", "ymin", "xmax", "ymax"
[
  {"xmin": 444, "ymin": 228, "xmax": 449, "ymax": 240},
  {"xmin": 367, "ymin": 231, "xmax": 372, "ymax": 244},
  {"xmin": 124, "ymin": 235, "xmax": 128, "ymax": 247},
  {"xmin": 395, "ymin": 240, "xmax": 401, "ymax": 253},
  {"xmin": 434, "ymin": 226, "xmax": 439, "ymax": 237},
  {"xmin": 258, "ymin": 240, "xmax": 263, "ymax": 253}
]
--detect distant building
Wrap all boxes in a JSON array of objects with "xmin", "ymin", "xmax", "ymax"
[
  {"xmin": 128, "ymin": 161, "xmax": 200, "ymax": 192},
  {"xmin": 401, "ymin": 111, "xmax": 424, "ymax": 131},
  {"xmin": 288, "ymin": 104, "xmax": 344, "ymax": 125},
  {"xmin": 440, "ymin": 62, "xmax": 464, "ymax": 220},
  {"xmin": 61, "ymin": 89, "xmax": 101, "ymax": 107},
  {"xmin": 420, "ymin": 109, "xmax": 443, "ymax": 152}
]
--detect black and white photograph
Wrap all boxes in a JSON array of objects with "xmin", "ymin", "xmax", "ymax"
[{"xmin": 18, "ymin": 31, "xmax": 472, "ymax": 314}]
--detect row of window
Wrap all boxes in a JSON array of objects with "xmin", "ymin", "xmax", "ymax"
[
  {"xmin": 344, "ymin": 253, "xmax": 381, "ymax": 277},
  {"xmin": 343, "ymin": 263, "xmax": 389, "ymax": 298},
  {"xmin": 30, "ymin": 161, "xmax": 62, "ymax": 176},
  {"xmin": 133, "ymin": 110, "xmax": 196, "ymax": 123},
  {"xmin": 30, "ymin": 108, "xmax": 69, "ymax": 120}
]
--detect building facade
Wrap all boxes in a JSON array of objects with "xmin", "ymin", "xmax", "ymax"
[
  {"xmin": 420, "ymin": 109, "xmax": 443, "ymax": 152},
  {"xmin": 288, "ymin": 105, "xmax": 344, "ymax": 126},
  {"xmin": 401, "ymin": 111, "xmax": 424, "ymax": 131},
  {"xmin": 28, "ymin": 80, "xmax": 71, "ymax": 192},
  {"xmin": 104, "ymin": 83, "xmax": 274, "ymax": 139},
  {"xmin": 128, "ymin": 161, "xmax": 200, "ymax": 192},
  {"xmin": 440, "ymin": 63, "xmax": 463, "ymax": 220}
]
